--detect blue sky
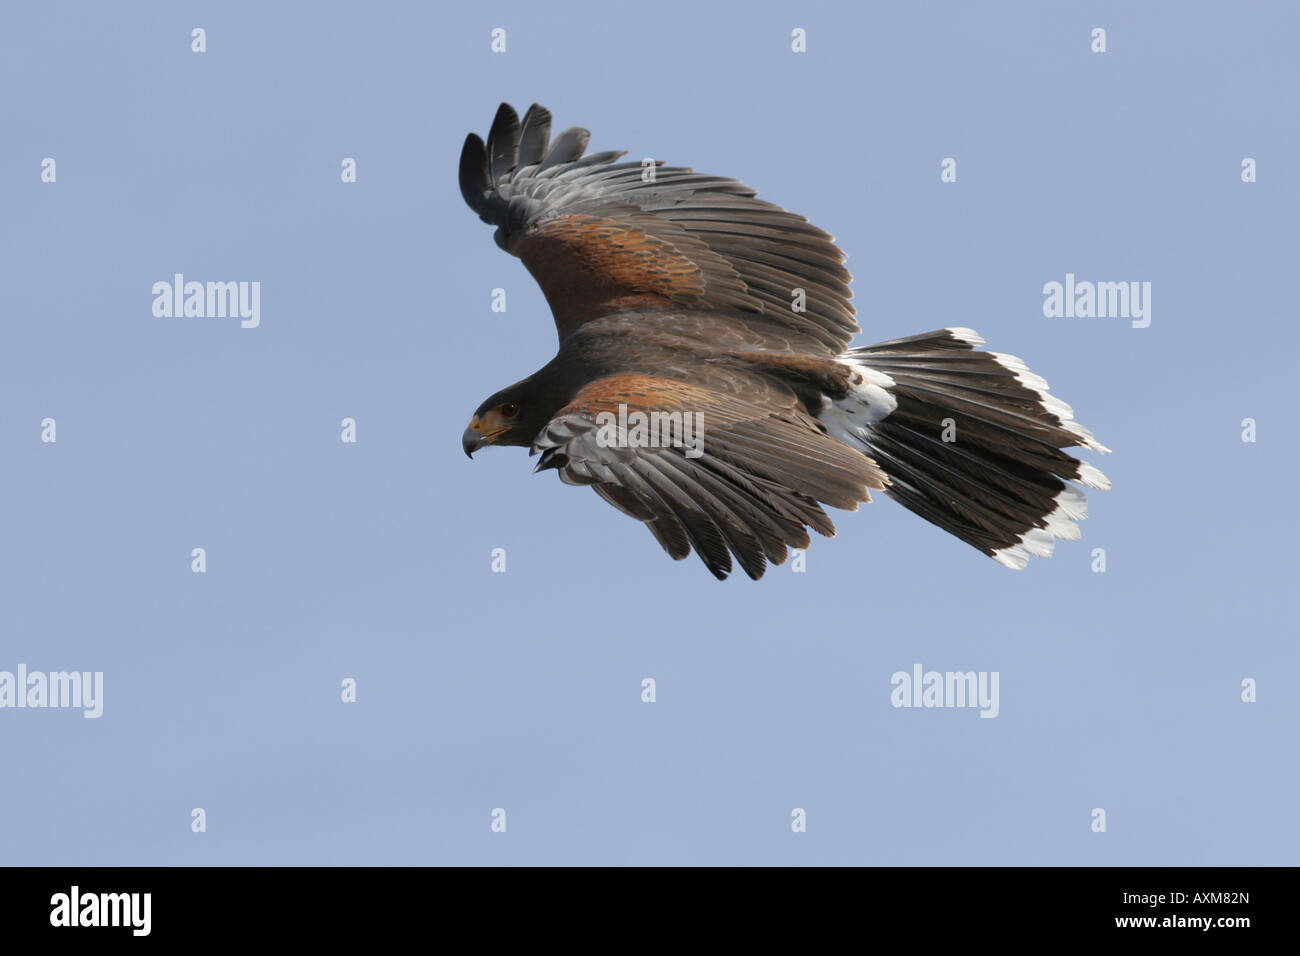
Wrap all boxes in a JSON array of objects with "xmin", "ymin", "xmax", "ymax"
[{"xmin": 2, "ymin": 0, "xmax": 1296, "ymax": 865}]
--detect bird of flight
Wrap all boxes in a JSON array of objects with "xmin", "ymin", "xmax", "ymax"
[{"xmin": 460, "ymin": 103, "xmax": 1110, "ymax": 580}]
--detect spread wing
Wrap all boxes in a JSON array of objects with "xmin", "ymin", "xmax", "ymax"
[
  {"xmin": 460, "ymin": 103, "xmax": 857, "ymax": 354},
  {"xmin": 530, "ymin": 373, "xmax": 887, "ymax": 580}
]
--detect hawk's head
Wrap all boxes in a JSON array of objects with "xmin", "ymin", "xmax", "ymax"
[{"xmin": 462, "ymin": 385, "xmax": 547, "ymax": 457}]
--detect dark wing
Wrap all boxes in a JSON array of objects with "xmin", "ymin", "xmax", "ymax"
[
  {"xmin": 531, "ymin": 373, "xmax": 887, "ymax": 580},
  {"xmin": 460, "ymin": 103, "xmax": 857, "ymax": 354}
]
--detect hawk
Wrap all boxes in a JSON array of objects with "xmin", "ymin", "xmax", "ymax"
[{"xmin": 460, "ymin": 103, "xmax": 1110, "ymax": 579}]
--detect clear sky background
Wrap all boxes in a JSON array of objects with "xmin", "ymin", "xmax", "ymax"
[{"xmin": 2, "ymin": 1, "xmax": 1296, "ymax": 865}]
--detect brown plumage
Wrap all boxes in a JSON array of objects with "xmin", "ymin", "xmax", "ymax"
[{"xmin": 460, "ymin": 103, "xmax": 1110, "ymax": 579}]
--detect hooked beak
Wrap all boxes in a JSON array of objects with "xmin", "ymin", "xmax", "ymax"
[
  {"xmin": 463, "ymin": 425, "xmax": 486, "ymax": 458},
  {"xmin": 463, "ymin": 414, "xmax": 507, "ymax": 458}
]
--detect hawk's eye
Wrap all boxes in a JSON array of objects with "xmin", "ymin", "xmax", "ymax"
[{"xmin": 501, "ymin": 402, "xmax": 521, "ymax": 418}]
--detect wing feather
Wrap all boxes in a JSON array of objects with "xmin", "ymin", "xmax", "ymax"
[
  {"xmin": 517, "ymin": 104, "xmax": 552, "ymax": 167},
  {"xmin": 530, "ymin": 374, "xmax": 884, "ymax": 579},
  {"xmin": 461, "ymin": 103, "xmax": 858, "ymax": 353}
]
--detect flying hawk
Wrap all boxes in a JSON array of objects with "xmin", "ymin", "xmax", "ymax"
[{"xmin": 460, "ymin": 103, "xmax": 1110, "ymax": 579}]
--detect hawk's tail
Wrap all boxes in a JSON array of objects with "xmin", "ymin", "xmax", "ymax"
[{"xmin": 823, "ymin": 328, "xmax": 1110, "ymax": 569}]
